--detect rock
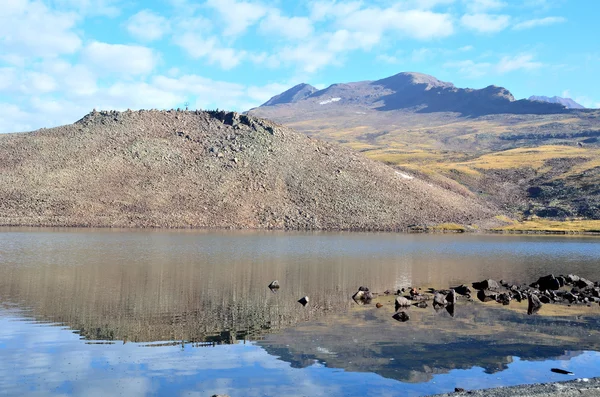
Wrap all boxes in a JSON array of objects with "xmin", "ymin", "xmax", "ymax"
[
  {"xmin": 564, "ymin": 292, "xmax": 578, "ymax": 303},
  {"xmin": 268, "ymin": 280, "xmax": 280, "ymax": 289},
  {"xmin": 433, "ymin": 293, "xmax": 447, "ymax": 307},
  {"xmin": 392, "ymin": 311, "xmax": 410, "ymax": 322},
  {"xmin": 455, "ymin": 387, "xmax": 465, "ymax": 392},
  {"xmin": 358, "ymin": 286, "xmax": 370, "ymax": 292},
  {"xmin": 472, "ymin": 279, "xmax": 500, "ymax": 291},
  {"xmin": 298, "ymin": 296, "xmax": 309, "ymax": 306},
  {"xmin": 497, "ymin": 293, "xmax": 511, "ymax": 305},
  {"xmin": 413, "ymin": 301, "xmax": 428, "ymax": 309},
  {"xmin": 528, "ymin": 294, "xmax": 543, "ymax": 315},
  {"xmin": 452, "ymin": 284, "xmax": 472, "ymax": 296},
  {"xmin": 556, "ymin": 276, "xmax": 566, "ymax": 287},
  {"xmin": 532, "ymin": 274, "xmax": 560, "ymax": 291},
  {"xmin": 446, "ymin": 304, "xmax": 455, "ymax": 317},
  {"xmin": 566, "ymin": 274, "xmax": 581, "ymax": 284},
  {"xmin": 446, "ymin": 289, "xmax": 457, "ymax": 305},
  {"xmin": 352, "ymin": 290, "xmax": 373, "ymax": 304},
  {"xmin": 539, "ymin": 295, "xmax": 551, "ymax": 304},
  {"xmin": 477, "ymin": 290, "xmax": 498, "ymax": 303},
  {"xmin": 409, "ymin": 288, "xmax": 419, "ymax": 297},
  {"xmin": 550, "ymin": 368, "xmax": 574, "ymax": 375},
  {"xmin": 376, "ymin": 302, "xmax": 383, "ymax": 308},
  {"xmin": 575, "ymin": 278, "xmax": 594, "ymax": 289},
  {"xmin": 384, "ymin": 290, "xmax": 391, "ymax": 295},
  {"xmin": 512, "ymin": 290, "xmax": 523, "ymax": 302},
  {"xmin": 395, "ymin": 296, "xmax": 412, "ymax": 309}
]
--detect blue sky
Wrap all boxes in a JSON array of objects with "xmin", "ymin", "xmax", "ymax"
[{"xmin": 0, "ymin": 0, "xmax": 598, "ymax": 133}]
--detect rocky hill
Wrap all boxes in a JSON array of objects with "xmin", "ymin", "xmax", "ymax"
[
  {"xmin": 529, "ymin": 95, "xmax": 585, "ymax": 109},
  {"xmin": 0, "ymin": 109, "xmax": 497, "ymax": 230}
]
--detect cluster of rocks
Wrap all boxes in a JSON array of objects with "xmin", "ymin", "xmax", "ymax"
[{"xmin": 349, "ymin": 273, "xmax": 600, "ymax": 323}]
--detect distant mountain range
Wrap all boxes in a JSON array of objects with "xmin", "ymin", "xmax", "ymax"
[
  {"xmin": 529, "ymin": 95, "xmax": 585, "ymax": 109},
  {"xmin": 254, "ymin": 72, "xmax": 569, "ymax": 117}
]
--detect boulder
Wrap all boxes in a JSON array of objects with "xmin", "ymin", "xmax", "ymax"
[
  {"xmin": 472, "ymin": 279, "xmax": 500, "ymax": 291},
  {"xmin": 566, "ymin": 274, "xmax": 581, "ymax": 284},
  {"xmin": 564, "ymin": 292, "xmax": 578, "ymax": 303},
  {"xmin": 446, "ymin": 289, "xmax": 457, "ymax": 305},
  {"xmin": 358, "ymin": 286, "xmax": 370, "ymax": 292},
  {"xmin": 452, "ymin": 284, "xmax": 472, "ymax": 296},
  {"xmin": 392, "ymin": 311, "xmax": 410, "ymax": 322},
  {"xmin": 477, "ymin": 290, "xmax": 498, "ymax": 303},
  {"xmin": 376, "ymin": 302, "xmax": 383, "ymax": 308},
  {"xmin": 528, "ymin": 294, "xmax": 543, "ymax": 315},
  {"xmin": 575, "ymin": 278, "xmax": 594, "ymax": 289},
  {"xmin": 446, "ymin": 304, "xmax": 455, "ymax": 317},
  {"xmin": 539, "ymin": 295, "xmax": 551, "ymax": 304},
  {"xmin": 268, "ymin": 280, "xmax": 280, "ymax": 289},
  {"xmin": 433, "ymin": 293, "xmax": 447, "ymax": 307},
  {"xmin": 395, "ymin": 296, "xmax": 412, "ymax": 310},
  {"xmin": 298, "ymin": 296, "xmax": 309, "ymax": 306},
  {"xmin": 352, "ymin": 290, "xmax": 373, "ymax": 304},
  {"xmin": 532, "ymin": 274, "xmax": 560, "ymax": 291},
  {"xmin": 497, "ymin": 293, "xmax": 511, "ymax": 305}
]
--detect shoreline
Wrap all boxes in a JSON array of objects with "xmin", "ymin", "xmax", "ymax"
[{"xmin": 430, "ymin": 377, "xmax": 600, "ymax": 396}]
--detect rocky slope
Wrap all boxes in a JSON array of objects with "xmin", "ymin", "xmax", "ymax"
[{"xmin": 0, "ymin": 109, "xmax": 497, "ymax": 230}]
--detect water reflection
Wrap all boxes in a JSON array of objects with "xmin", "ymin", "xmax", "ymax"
[{"xmin": 0, "ymin": 229, "xmax": 599, "ymax": 395}]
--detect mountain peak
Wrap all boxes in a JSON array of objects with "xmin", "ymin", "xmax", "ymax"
[
  {"xmin": 261, "ymin": 83, "xmax": 318, "ymax": 107},
  {"xmin": 529, "ymin": 95, "xmax": 585, "ymax": 109},
  {"xmin": 374, "ymin": 72, "xmax": 455, "ymax": 91}
]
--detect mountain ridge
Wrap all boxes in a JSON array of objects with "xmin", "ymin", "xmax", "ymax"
[{"xmin": 529, "ymin": 95, "xmax": 585, "ymax": 109}]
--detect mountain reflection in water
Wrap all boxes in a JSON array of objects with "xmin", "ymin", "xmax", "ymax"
[{"xmin": 1, "ymin": 229, "xmax": 600, "ymax": 395}]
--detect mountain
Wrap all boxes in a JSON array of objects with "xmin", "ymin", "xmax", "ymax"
[
  {"xmin": 0, "ymin": 109, "xmax": 496, "ymax": 230},
  {"xmin": 253, "ymin": 72, "xmax": 566, "ymax": 116},
  {"xmin": 248, "ymin": 72, "xmax": 600, "ymax": 221},
  {"xmin": 261, "ymin": 83, "xmax": 318, "ymax": 106},
  {"xmin": 529, "ymin": 95, "xmax": 585, "ymax": 109}
]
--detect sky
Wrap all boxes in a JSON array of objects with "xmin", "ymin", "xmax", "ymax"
[{"xmin": 1, "ymin": 0, "xmax": 599, "ymax": 133}]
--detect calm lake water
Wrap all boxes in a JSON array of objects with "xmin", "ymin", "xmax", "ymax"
[{"xmin": 0, "ymin": 228, "xmax": 599, "ymax": 396}]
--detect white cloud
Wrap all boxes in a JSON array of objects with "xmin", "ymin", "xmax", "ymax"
[
  {"xmin": 444, "ymin": 59, "xmax": 492, "ymax": 78},
  {"xmin": 458, "ymin": 45, "xmax": 474, "ymax": 51},
  {"xmin": 0, "ymin": 0, "xmax": 82, "ymax": 58},
  {"xmin": 444, "ymin": 53, "xmax": 543, "ymax": 77},
  {"xmin": 258, "ymin": 12, "xmax": 313, "ymax": 40},
  {"xmin": 205, "ymin": 0, "xmax": 268, "ymax": 36},
  {"xmin": 127, "ymin": 10, "xmax": 171, "ymax": 41},
  {"xmin": 174, "ymin": 33, "xmax": 245, "ymax": 70},
  {"xmin": 376, "ymin": 54, "xmax": 402, "ymax": 64},
  {"xmin": 464, "ymin": 0, "xmax": 506, "ymax": 12},
  {"xmin": 496, "ymin": 54, "xmax": 543, "ymax": 73},
  {"xmin": 513, "ymin": 16, "xmax": 566, "ymax": 30},
  {"xmin": 461, "ymin": 13, "xmax": 511, "ymax": 33},
  {"xmin": 82, "ymin": 42, "xmax": 158, "ymax": 75},
  {"xmin": 54, "ymin": 0, "xmax": 121, "ymax": 17},
  {"xmin": 411, "ymin": 48, "xmax": 435, "ymax": 62}
]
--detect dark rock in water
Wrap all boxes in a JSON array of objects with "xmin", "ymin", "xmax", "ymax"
[
  {"xmin": 392, "ymin": 311, "xmax": 410, "ymax": 322},
  {"xmin": 497, "ymin": 293, "xmax": 511, "ymax": 305},
  {"xmin": 477, "ymin": 290, "xmax": 498, "ymax": 303},
  {"xmin": 550, "ymin": 368, "xmax": 574, "ymax": 375},
  {"xmin": 410, "ymin": 294, "xmax": 428, "ymax": 301},
  {"xmin": 298, "ymin": 296, "xmax": 309, "ymax": 306},
  {"xmin": 433, "ymin": 293, "xmax": 447, "ymax": 306},
  {"xmin": 352, "ymin": 290, "xmax": 373, "ymax": 304},
  {"xmin": 268, "ymin": 280, "xmax": 280, "ymax": 290},
  {"xmin": 528, "ymin": 294, "xmax": 543, "ymax": 315},
  {"xmin": 575, "ymin": 278, "xmax": 594, "ymax": 289},
  {"xmin": 532, "ymin": 274, "xmax": 560, "ymax": 291},
  {"xmin": 455, "ymin": 388, "xmax": 465, "ymax": 392},
  {"xmin": 446, "ymin": 289, "xmax": 457, "ymax": 305},
  {"xmin": 445, "ymin": 304, "xmax": 455, "ymax": 317},
  {"xmin": 472, "ymin": 279, "xmax": 500, "ymax": 291},
  {"xmin": 452, "ymin": 284, "xmax": 472, "ymax": 296},
  {"xmin": 395, "ymin": 296, "xmax": 412, "ymax": 310},
  {"xmin": 566, "ymin": 274, "xmax": 581, "ymax": 284},
  {"xmin": 512, "ymin": 290, "xmax": 523, "ymax": 302},
  {"xmin": 358, "ymin": 286, "xmax": 370, "ymax": 292},
  {"xmin": 376, "ymin": 302, "xmax": 383, "ymax": 308},
  {"xmin": 413, "ymin": 301, "xmax": 428, "ymax": 309},
  {"xmin": 539, "ymin": 295, "xmax": 552, "ymax": 304},
  {"xmin": 564, "ymin": 292, "xmax": 578, "ymax": 303},
  {"xmin": 384, "ymin": 290, "xmax": 391, "ymax": 295}
]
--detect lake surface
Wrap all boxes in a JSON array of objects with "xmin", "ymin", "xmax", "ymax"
[{"xmin": 0, "ymin": 228, "xmax": 599, "ymax": 396}]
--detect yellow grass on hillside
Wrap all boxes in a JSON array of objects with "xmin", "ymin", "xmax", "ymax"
[{"xmin": 494, "ymin": 219, "xmax": 600, "ymax": 233}]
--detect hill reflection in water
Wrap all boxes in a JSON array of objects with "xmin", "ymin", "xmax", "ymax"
[{"xmin": 1, "ymin": 229, "xmax": 600, "ymax": 395}]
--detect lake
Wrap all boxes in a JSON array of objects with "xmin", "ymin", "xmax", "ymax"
[{"xmin": 0, "ymin": 228, "xmax": 599, "ymax": 396}]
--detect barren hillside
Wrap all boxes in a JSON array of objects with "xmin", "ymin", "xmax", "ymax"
[{"xmin": 0, "ymin": 109, "xmax": 496, "ymax": 230}]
